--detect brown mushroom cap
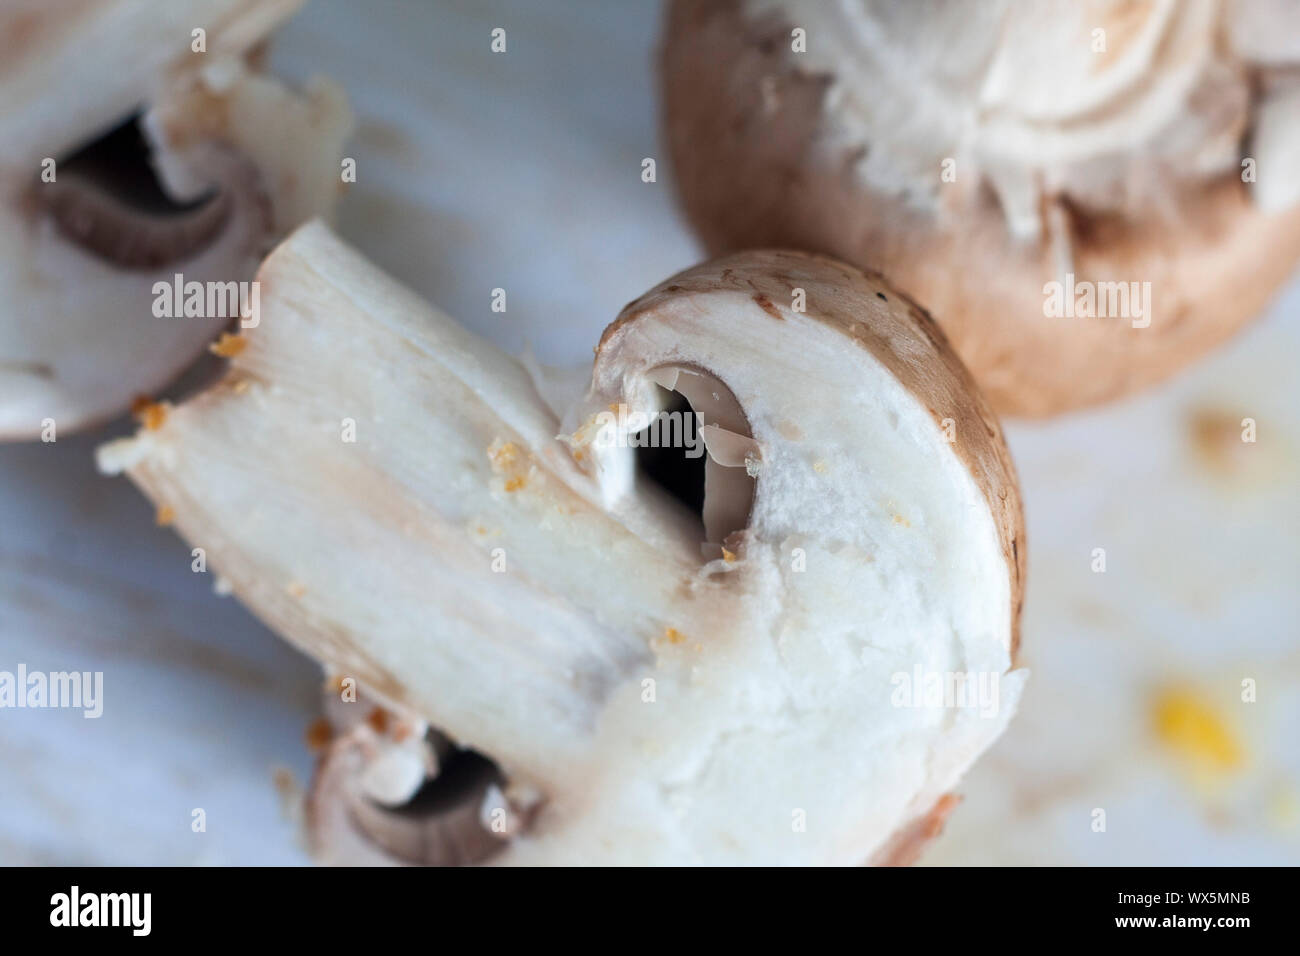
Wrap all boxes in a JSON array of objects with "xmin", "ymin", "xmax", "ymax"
[{"xmin": 661, "ymin": 0, "xmax": 1300, "ymax": 416}]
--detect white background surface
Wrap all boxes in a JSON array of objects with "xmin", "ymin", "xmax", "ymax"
[{"xmin": 1, "ymin": 0, "xmax": 1296, "ymax": 865}]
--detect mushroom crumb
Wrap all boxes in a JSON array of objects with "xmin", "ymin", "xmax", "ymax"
[
  {"xmin": 665, "ymin": 627, "xmax": 686, "ymax": 645},
  {"xmin": 286, "ymin": 580, "xmax": 307, "ymax": 599},
  {"xmin": 504, "ymin": 476, "xmax": 526, "ymax": 492},
  {"xmin": 305, "ymin": 717, "xmax": 333, "ymax": 752},
  {"xmin": 366, "ymin": 707, "xmax": 390, "ymax": 735},
  {"xmin": 209, "ymin": 332, "xmax": 248, "ymax": 358},
  {"xmin": 154, "ymin": 505, "xmax": 175, "ymax": 526},
  {"xmin": 325, "ymin": 674, "xmax": 349, "ymax": 696},
  {"xmin": 488, "ymin": 439, "xmax": 520, "ymax": 470},
  {"xmin": 130, "ymin": 396, "xmax": 168, "ymax": 431}
]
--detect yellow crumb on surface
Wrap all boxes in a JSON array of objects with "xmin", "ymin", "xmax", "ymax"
[
  {"xmin": 722, "ymin": 548, "xmax": 737, "ymax": 563},
  {"xmin": 209, "ymin": 332, "xmax": 247, "ymax": 358},
  {"xmin": 504, "ymin": 476, "xmax": 525, "ymax": 492},
  {"xmin": 231, "ymin": 378, "xmax": 251, "ymax": 394},
  {"xmin": 1152, "ymin": 686, "xmax": 1244, "ymax": 777},
  {"xmin": 154, "ymin": 505, "xmax": 175, "ymax": 526},
  {"xmin": 286, "ymin": 580, "xmax": 307, "ymax": 599},
  {"xmin": 130, "ymin": 396, "xmax": 168, "ymax": 431},
  {"xmin": 812, "ymin": 459, "xmax": 828, "ymax": 474},
  {"xmin": 892, "ymin": 514, "xmax": 911, "ymax": 528},
  {"xmin": 665, "ymin": 627, "xmax": 685, "ymax": 645}
]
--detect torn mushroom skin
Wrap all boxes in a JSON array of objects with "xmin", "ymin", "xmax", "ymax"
[
  {"xmin": 0, "ymin": 0, "xmax": 352, "ymax": 440},
  {"xmin": 99, "ymin": 222, "xmax": 1025, "ymax": 865},
  {"xmin": 662, "ymin": 0, "xmax": 1300, "ymax": 416}
]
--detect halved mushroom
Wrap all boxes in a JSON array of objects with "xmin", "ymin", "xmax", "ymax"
[
  {"xmin": 662, "ymin": 0, "xmax": 1300, "ymax": 416},
  {"xmin": 99, "ymin": 222, "xmax": 1025, "ymax": 864},
  {"xmin": 0, "ymin": 0, "xmax": 351, "ymax": 439}
]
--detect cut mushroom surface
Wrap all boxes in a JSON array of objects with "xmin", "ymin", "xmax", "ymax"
[
  {"xmin": 663, "ymin": 0, "xmax": 1300, "ymax": 415},
  {"xmin": 0, "ymin": 0, "xmax": 351, "ymax": 440},
  {"xmin": 100, "ymin": 222, "xmax": 1025, "ymax": 865}
]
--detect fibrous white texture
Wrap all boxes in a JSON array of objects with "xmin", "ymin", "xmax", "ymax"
[{"xmin": 751, "ymin": 0, "xmax": 1300, "ymax": 236}]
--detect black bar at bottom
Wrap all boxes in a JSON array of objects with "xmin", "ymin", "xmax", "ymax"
[{"xmin": 0, "ymin": 866, "xmax": 1280, "ymax": 941}]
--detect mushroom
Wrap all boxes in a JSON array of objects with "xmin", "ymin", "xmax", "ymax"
[
  {"xmin": 0, "ymin": 0, "xmax": 352, "ymax": 440},
  {"xmin": 661, "ymin": 0, "xmax": 1300, "ymax": 416},
  {"xmin": 98, "ymin": 221, "xmax": 1026, "ymax": 865}
]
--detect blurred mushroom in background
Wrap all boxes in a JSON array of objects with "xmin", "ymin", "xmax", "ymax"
[{"xmin": 0, "ymin": 0, "xmax": 351, "ymax": 440}]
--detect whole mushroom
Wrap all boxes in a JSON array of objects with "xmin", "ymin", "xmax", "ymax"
[
  {"xmin": 99, "ymin": 222, "xmax": 1026, "ymax": 864},
  {"xmin": 0, "ymin": 0, "xmax": 351, "ymax": 439},
  {"xmin": 662, "ymin": 0, "xmax": 1300, "ymax": 416}
]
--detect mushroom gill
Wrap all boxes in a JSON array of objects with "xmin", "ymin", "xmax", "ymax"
[
  {"xmin": 308, "ymin": 691, "xmax": 538, "ymax": 867},
  {"xmin": 38, "ymin": 112, "xmax": 233, "ymax": 271},
  {"xmin": 346, "ymin": 747, "xmax": 510, "ymax": 867},
  {"xmin": 631, "ymin": 365, "xmax": 758, "ymax": 558}
]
